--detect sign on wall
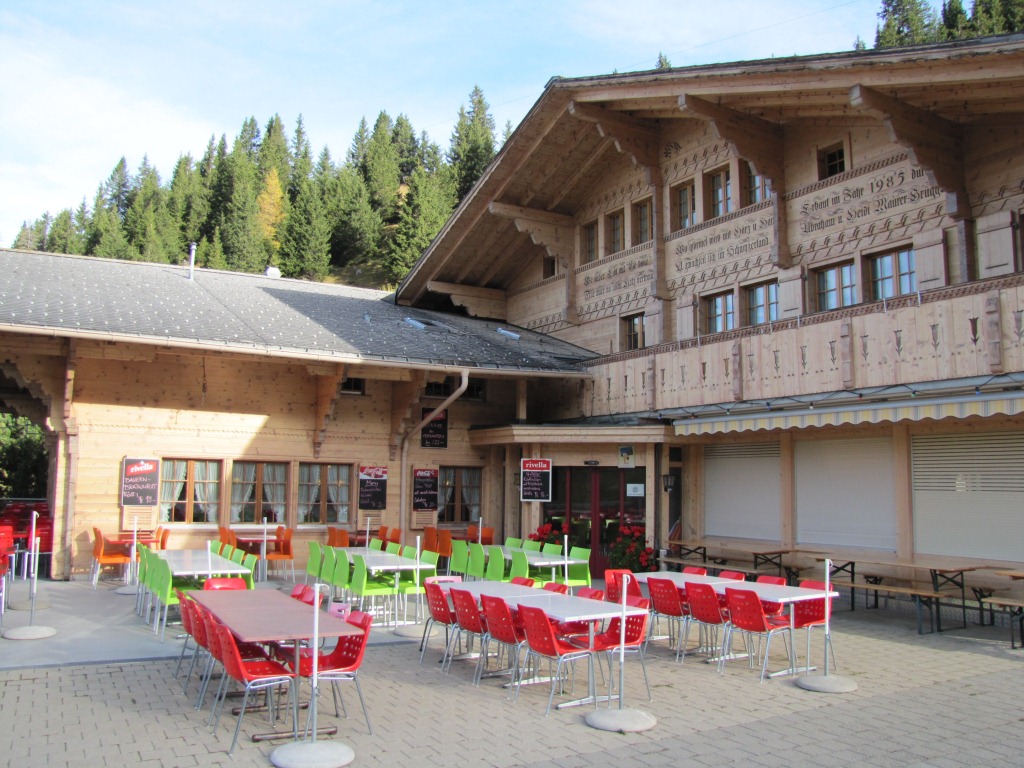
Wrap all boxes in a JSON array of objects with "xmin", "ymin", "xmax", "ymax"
[
  {"xmin": 121, "ymin": 457, "xmax": 160, "ymax": 507},
  {"xmin": 412, "ymin": 468, "xmax": 439, "ymax": 512},
  {"xmin": 420, "ymin": 408, "xmax": 448, "ymax": 448},
  {"xmin": 520, "ymin": 458, "xmax": 552, "ymax": 502},
  {"xmin": 358, "ymin": 465, "xmax": 388, "ymax": 510}
]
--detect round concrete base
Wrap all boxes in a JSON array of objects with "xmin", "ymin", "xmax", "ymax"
[
  {"xmin": 584, "ymin": 708, "xmax": 657, "ymax": 733},
  {"xmin": 270, "ymin": 741, "xmax": 355, "ymax": 768},
  {"xmin": 8, "ymin": 599, "xmax": 51, "ymax": 611},
  {"xmin": 2, "ymin": 625, "xmax": 58, "ymax": 640},
  {"xmin": 393, "ymin": 623, "xmax": 433, "ymax": 639},
  {"xmin": 115, "ymin": 585, "xmax": 138, "ymax": 596},
  {"xmin": 795, "ymin": 673, "xmax": 858, "ymax": 693}
]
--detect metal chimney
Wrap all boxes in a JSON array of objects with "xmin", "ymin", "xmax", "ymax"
[{"xmin": 188, "ymin": 242, "xmax": 196, "ymax": 280}]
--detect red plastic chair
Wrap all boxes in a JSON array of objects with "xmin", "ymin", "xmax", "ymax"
[
  {"xmin": 211, "ymin": 622, "xmax": 297, "ymax": 755},
  {"xmin": 588, "ymin": 598, "xmax": 652, "ymax": 700},
  {"xmin": 646, "ymin": 576, "xmax": 690, "ymax": 661},
  {"xmin": 793, "ymin": 579, "xmax": 838, "ymax": 671},
  {"xmin": 682, "ymin": 581, "xmax": 730, "ymax": 662},
  {"xmin": 204, "ymin": 577, "xmax": 248, "ymax": 590},
  {"xmin": 542, "ymin": 581, "xmax": 569, "ymax": 595},
  {"xmin": 682, "ymin": 565, "xmax": 707, "ymax": 576},
  {"xmin": 480, "ymin": 594, "xmax": 528, "ymax": 696},
  {"xmin": 510, "ymin": 576, "xmax": 535, "ymax": 587},
  {"xmin": 420, "ymin": 580, "xmax": 458, "ymax": 664},
  {"xmin": 722, "ymin": 587, "xmax": 792, "ymax": 681},
  {"xmin": 604, "ymin": 569, "xmax": 643, "ymax": 603},
  {"xmin": 448, "ymin": 587, "xmax": 489, "ymax": 683},
  {"xmin": 755, "ymin": 574, "xmax": 787, "ymax": 617},
  {"xmin": 715, "ymin": 570, "xmax": 747, "ymax": 611},
  {"xmin": 282, "ymin": 610, "xmax": 374, "ymax": 734},
  {"xmin": 554, "ymin": 586, "xmax": 605, "ymax": 639},
  {"xmin": 515, "ymin": 604, "xmax": 593, "ymax": 715}
]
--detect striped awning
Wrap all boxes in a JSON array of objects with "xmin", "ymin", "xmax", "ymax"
[{"xmin": 673, "ymin": 391, "xmax": 1024, "ymax": 436}]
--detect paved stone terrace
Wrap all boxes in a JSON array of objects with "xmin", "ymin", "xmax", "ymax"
[{"xmin": 0, "ymin": 579, "xmax": 1020, "ymax": 767}]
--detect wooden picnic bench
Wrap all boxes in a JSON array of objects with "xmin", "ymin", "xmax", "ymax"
[
  {"xmin": 830, "ymin": 578, "xmax": 950, "ymax": 634},
  {"xmin": 977, "ymin": 595, "xmax": 1024, "ymax": 648}
]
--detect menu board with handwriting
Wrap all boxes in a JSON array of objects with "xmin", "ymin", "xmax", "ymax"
[
  {"xmin": 520, "ymin": 458, "xmax": 552, "ymax": 502},
  {"xmin": 358, "ymin": 465, "xmax": 388, "ymax": 510}
]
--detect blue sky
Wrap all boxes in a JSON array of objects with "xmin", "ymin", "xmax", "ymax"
[{"xmin": 0, "ymin": 0, "xmax": 883, "ymax": 246}]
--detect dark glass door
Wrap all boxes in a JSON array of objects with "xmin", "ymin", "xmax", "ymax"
[{"xmin": 543, "ymin": 466, "xmax": 647, "ymax": 574}]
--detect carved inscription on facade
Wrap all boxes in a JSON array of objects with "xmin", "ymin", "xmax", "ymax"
[
  {"xmin": 669, "ymin": 212, "xmax": 773, "ymax": 286},
  {"xmin": 795, "ymin": 165, "xmax": 943, "ymax": 237},
  {"xmin": 577, "ymin": 252, "xmax": 654, "ymax": 315}
]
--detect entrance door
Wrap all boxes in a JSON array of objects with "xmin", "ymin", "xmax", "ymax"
[{"xmin": 543, "ymin": 466, "xmax": 647, "ymax": 574}]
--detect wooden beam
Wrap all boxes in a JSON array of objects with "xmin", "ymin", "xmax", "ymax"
[
  {"xmin": 427, "ymin": 281, "xmax": 508, "ymax": 320},
  {"xmin": 312, "ymin": 367, "xmax": 346, "ymax": 458},
  {"xmin": 488, "ymin": 202, "xmax": 575, "ymax": 228},
  {"xmin": 679, "ymin": 94, "xmax": 785, "ymax": 190},
  {"xmin": 849, "ymin": 84, "xmax": 968, "ymax": 219},
  {"xmin": 567, "ymin": 101, "xmax": 660, "ymax": 168}
]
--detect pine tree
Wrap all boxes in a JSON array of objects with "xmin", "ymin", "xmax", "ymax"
[
  {"xmin": 101, "ymin": 158, "xmax": 132, "ymax": 221},
  {"xmin": 362, "ymin": 111, "xmax": 402, "ymax": 222},
  {"xmin": 279, "ymin": 179, "xmax": 331, "ymax": 279},
  {"xmin": 124, "ymin": 157, "xmax": 179, "ymax": 262},
  {"xmin": 347, "ymin": 117, "xmax": 370, "ymax": 168},
  {"xmin": 220, "ymin": 138, "xmax": 265, "ymax": 272},
  {"xmin": 90, "ymin": 206, "xmax": 138, "ymax": 260},
  {"xmin": 256, "ymin": 167, "xmax": 287, "ymax": 265},
  {"xmin": 392, "ymin": 114, "xmax": 420, "ymax": 180},
  {"xmin": 875, "ymin": 0, "xmax": 941, "ymax": 46},
  {"xmin": 448, "ymin": 86, "xmax": 495, "ymax": 201},
  {"xmin": 383, "ymin": 165, "xmax": 456, "ymax": 284},
  {"xmin": 942, "ymin": 0, "xmax": 971, "ymax": 37},
  {"xmin": 238, "ymin": 116, "xmax": 261, "ymax": 161},
  {"xmin": 289, "ymin": 115, "xmax": 313, "ymax": 205},
  {"xmin": 656, "ymin": 52, "xmax": 672, "ymax": 68},
  {"xmin": 258, "ymin": 114, "xmax": 292, "ymax": 192},
  {"xmin": 44, "ymin": 209, "xmax": 84, "ymax": 254},
  {"xmin": 329, "ymin": 166, "xmax": 382, "ymax": 269},
  {"xmin": 167, "ymin": 154, "xmax": 209, "ymax": 253}
]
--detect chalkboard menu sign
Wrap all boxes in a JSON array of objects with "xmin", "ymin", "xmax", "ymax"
[
  {"xmin": 420, "ymin": 408, "xmax": 448, "ymax": 448},
  {"xmin": 358, "ymin": 465, "xmax": 388, "ymax": 510},
  {"xmin": 121, "ymin": 457, "xmax": 160, "ymax": 506},
  {"xmin": 520, "ymin": 458, "xmax": 552, "ymax": 502},
  {"xmin": 412, "ymin": 468, "xmax": 439, "ymax": 512}
]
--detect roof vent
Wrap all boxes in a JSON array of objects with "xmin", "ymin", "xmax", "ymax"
[
  {"xmin": 496, "ymin": 328, "xmax": 520, "ymax": 340},
  {"xmin": 404, "ymin": 317, "xmax": 427, "ymax": 330}
]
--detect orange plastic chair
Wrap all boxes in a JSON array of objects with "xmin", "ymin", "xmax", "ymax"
[
  {"xmin": 158, "ymin": 527, "xmax": 171, "ymax": 550},
  {"xmin": 466, "ymin": 524, "xmax": 479, "ymax": 542},
  {"xmin": 423, "ymin": 526, "xmax": 438, "ymax": 553},
  {"xmin": 481, "ymin": 527, "xmax": 495, "ymax": 545},
  {"xmin": 388, "ymin": 528, "xmax": 402, "ymax": 544},
  {"xmin": 265, "ymin": 528, "xmax": 295, "ymax": 581},
  {"xmin": 204, "ymin": 577, "xmax": 247, "ymax": 590},
  {"xmin": 377, "ymin": 525, "xmax": 388, "ymax": 540},
  {"xmin": 91, "ymin": 527, "xmax": 131, "ymax": 589},
  {"xmin": 335, "ymin": 529, "xmax": 350, "ymax": 548}
]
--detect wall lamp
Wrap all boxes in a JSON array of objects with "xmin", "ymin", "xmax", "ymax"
[{"xmin": 662, "ymin": 474, "xmax": 676, "ymax": 493}]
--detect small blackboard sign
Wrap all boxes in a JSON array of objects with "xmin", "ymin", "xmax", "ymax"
[
  {"xmin": 420, "ymin": 408, "xmax": 448, "ymax": 448},
  {"xmin": 358, "ymin": 465, "xmax": 388, "ymax": 510},
  {"xmin": 520, "ymin": 458, "xmax": 552, "ymax": 502},
  {"xmin": 121, "ymin": 457, "xmax": 160, "ymax": 507},
  {"xmin": 412, "ymin": 468, "xmax": 439, "ymax": 512}
]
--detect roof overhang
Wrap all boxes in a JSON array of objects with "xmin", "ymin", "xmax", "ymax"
[{"xmin": 469, "ymin": 423, "xmax": 673, "ymax": 446}]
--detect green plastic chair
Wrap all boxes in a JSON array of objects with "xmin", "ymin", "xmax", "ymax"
[
  {"xmin": 485, "ymin": 545, "xmax": 505, "ymax": 581},
  {"xmin": 542, "ymin": 542, "xmax": 562, "ymax": 556},
  {"xmin": 398, "ymin": 550, "xmax": 439, "ymax": 622},
  {"xmin": 240, "ymin": 553, "xmax": 258, "ymax": 589},
  {"xmin": 221, "ymin": 544, "xmax": 236, "ymax": 561},
  {"xmin": 554, "ymin": 546, "xmax": 592, "ymax": 591},
  {"xmin": 305, "ymin": 541, "xmax": 323, "ymax": 585},
  {"xmin": 319, "ymin": 546, "xmax": 337, "ymax": 586},
  {"xmin": 467, "ymin": 543, "xmax": 486, "ymax": 580},
  {"xmin": 522, "ymin": 539, "xmax": 541, "ymax": 552},
  {"xmin": 449, "ymin": 539, "xmax": 470, "ymax": 577},
  {"xmin": 369, "ymin": 538, "xmax": 385, "ymax": 551},
  {"xmin": 349, "ymin": 554, "xmax": 396, "ymax": 619},
  {"xmin": 149, "ymin": 558, "xmax": 181, "ymax": 642},
  {"xmin": 207, "ymin": 539, "xmax": 222, "ymax": 554},
  {"xmin": 329, "ymin": 548, "xmax": 350, "ymax": 603},
  {"xmin": 229, "ymin": 546, "xmax": 246, "ymax": 565},
  {"xmin": 385, "ymin": 541, "xmax": 401, "ymax": 555},
  {"xmin": 505, "ymin": 537, "xmax": 522, "ymax": 549},
  {"xmin": 508, "ymin": 549, "xmax": 532, "ymax": 584}
]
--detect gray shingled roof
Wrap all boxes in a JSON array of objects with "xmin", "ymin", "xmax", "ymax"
[{"xmin": 0, "ymin": 250, "xmax": 594, "ymax": 375}]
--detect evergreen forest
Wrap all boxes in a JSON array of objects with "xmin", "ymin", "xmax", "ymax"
[{"xmin": 10, "ymin": 1, "xmax": 1024, "ymax": 290}]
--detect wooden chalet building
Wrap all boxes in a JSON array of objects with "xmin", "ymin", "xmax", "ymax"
[
  {"xmin": 3, "ymin": 34, "xmax": 1024, "ymax": 579},
  {"xmin": 397, "ymin": 34, "xmax": 1024, "ymax": 573}
]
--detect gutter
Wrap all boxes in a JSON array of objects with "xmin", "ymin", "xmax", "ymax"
[{"xmin": 398, "ymin": 369, "xmax": 469, "ymax": 541}]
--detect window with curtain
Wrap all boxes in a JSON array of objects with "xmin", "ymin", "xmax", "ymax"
[
  {"xmin": 298, "ymin": 463, "xmax": 352, "ymax": 525},
  {"xmin": 160, "ymin": 459, "xmax": 221, "ymax": 523},
  {"xmin": 439, "ymin": 466, "xmax": 482, "ymax": 523},
  {"xmin": 230, "ymin": 461, "xmax": 288, "ymax": 524}
]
